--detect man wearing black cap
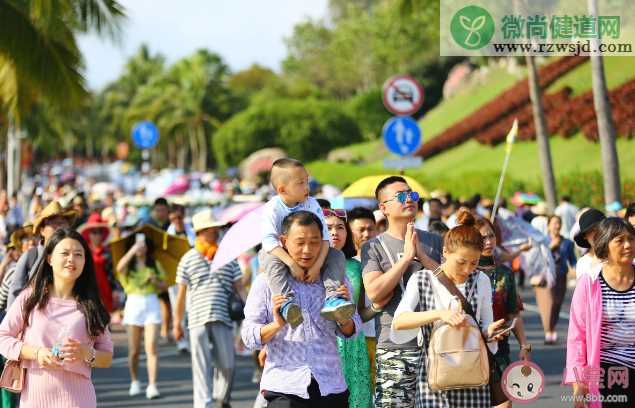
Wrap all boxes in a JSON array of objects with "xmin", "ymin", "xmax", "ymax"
[{"xmin": 574, "ymin": 208, "xmax": 606, "ymax": 281}]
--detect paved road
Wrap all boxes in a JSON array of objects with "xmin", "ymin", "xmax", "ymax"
[{"xmin": 95, "ymin": 284, "xmax": 574, "ymax": 407}]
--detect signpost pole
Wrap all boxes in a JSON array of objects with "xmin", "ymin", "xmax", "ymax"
[
  {"xmin": 132, "ymin": 121, "xmax": 160, "ymax": 174},
  {"xmin": 141, "ymin": 149, "xmax": 150, "ymax": 174}
]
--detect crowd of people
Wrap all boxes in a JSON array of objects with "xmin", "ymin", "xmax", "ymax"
[{"xmin": 0, "ymin": 158, "xmax": 632, "ymax": 408}]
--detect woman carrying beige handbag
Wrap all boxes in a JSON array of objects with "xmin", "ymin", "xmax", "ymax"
[{"xmin": 391, "ymin": 209, "xmax": 509, "ymax": 407}]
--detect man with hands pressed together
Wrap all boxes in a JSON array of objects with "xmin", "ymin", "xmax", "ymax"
[
  {"xmin": 242, "ymin": 211, "xmax": 361, "ymax": 408},
  {"xmin": 361, "ymin": 176, "xmax": 443, "ymax": 407}
]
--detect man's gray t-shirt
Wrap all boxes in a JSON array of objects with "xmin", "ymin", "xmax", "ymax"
[{"xmin": 361, "ymin": 230, "xmax": 443, "ymax": 349}]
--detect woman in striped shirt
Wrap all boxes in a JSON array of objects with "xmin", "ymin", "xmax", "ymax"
[
  {"xmin": 565, "ymin": 218, "xmax": 635, "ymax": 407},
  {"xmin": 0, "ymin": 228, "xmax": 113, "ymax": 407}
]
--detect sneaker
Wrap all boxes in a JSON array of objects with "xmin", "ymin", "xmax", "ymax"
[
  {"xmin": 320, "ymin": 296, "xmax": 355, "ymax": 322},
  {"xmin": 176, "ymin": 338, "xmax": 189, "ymax": 354},
  {"xmin": 251, "ymin": 368, "xmax": 262, "ymax": 384},
  {"xmin": 129, "ymin": 381, "xmax": 141, "ymax": 397},
  {"xmin": 280, "ymin": 299, "xmax": 303, "ymax": 328},
  {"xmin": 146, "ymin": 384, "xmax": 160, "ymax": 399}
]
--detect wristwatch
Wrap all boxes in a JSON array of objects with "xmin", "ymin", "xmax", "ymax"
[
  {"xmin": 520, "ymin": 343, "xmax": 532, "ymax": 352},
  {"xmin": 369, "ymin": 303, "xmax": 383, "ymax": 313}
]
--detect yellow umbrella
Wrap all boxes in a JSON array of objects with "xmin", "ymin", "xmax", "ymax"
[
  {"xmin": 341, "ymin": 175, "xmax": 429, "ymax": 199},
  {"xmin": 109, "ymin": 224, "xmax": 191, "ymax": 286}
]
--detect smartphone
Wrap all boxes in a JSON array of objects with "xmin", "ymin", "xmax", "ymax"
[
  {"xmin": 135, "ymin": 233, "xmax": 146, "ymax": 245},
  {"xmin": 489, "ymin": 318, "xmax": 517, "ymax": 340}
]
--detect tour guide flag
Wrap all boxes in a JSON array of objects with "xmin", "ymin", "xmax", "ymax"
[
  {"xmin": 492, "ymin": 119, "xmax": 518, "ymax": 222},
  {"xmin": 505, "ymin": 118, "xmax": 518, "ymax": 154}
]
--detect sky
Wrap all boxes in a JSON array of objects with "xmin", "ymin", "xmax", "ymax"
[{"xmin": 77, "ymin": 0, "xmax": 329, "ymax": 91}]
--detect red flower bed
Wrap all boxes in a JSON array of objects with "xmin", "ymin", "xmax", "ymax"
[
  {"xmin": 417, "ymin": 57, "xmax": 635, "ymax": 157},
  {"xmin": 416, "ymin": 56, "xmax": 589, "ymax": 158}
]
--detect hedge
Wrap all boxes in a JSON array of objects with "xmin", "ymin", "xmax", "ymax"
[{"xmin": 213, "ymin": 98, "xmax": 362, "ymax": 168}]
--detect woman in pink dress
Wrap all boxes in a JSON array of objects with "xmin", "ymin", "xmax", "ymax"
[{"xmin": 0, "ymin": 228, "xmax": 113, "ymax": 407}]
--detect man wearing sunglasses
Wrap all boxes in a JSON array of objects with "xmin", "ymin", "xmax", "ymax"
[{"xmin": 361, "ymin": 176, "xmax": 443, "ymax": 407}]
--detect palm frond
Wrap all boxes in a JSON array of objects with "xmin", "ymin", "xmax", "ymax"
[
  {"xmin": 72, "ymin": 0, "xmax": 126, "ymax": 39},
  {"xmin": 0, "ymin": 0, "xmax": 88, "ymax": 121}
]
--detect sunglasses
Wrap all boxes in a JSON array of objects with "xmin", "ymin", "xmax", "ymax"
[
  {"xmin": 382, "ymin": 190, "xmax": 420, "ymax": 205},
  {"xmin": 322, "ymin": 208, "xmax": 347, "ymax": 220}
]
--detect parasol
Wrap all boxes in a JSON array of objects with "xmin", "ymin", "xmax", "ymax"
[
  {"xmin": 109, "ymin": 224, "xmax": 191, "ymax": 286},
  {"xmin": 341, "ymin": 175, "xmax": 429, "ymax": 199}
]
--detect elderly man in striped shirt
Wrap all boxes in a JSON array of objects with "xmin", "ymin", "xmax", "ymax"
[
  {"xmin": 242, "ymin": 210, "xmax": 361, "ymax": 408},
  {"xmin": 173, "ymin": 209, "xmax": 245, "ymax": 408}
]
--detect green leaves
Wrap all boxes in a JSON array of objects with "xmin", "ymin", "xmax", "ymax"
[
  {"xmin": 283, "ymin": 0, "xmax": 440, "ymax": 98},
  {"xmin": 213, "ymin": 98, "xmax": 363, "ymax": 168},
  {"xmin": 0, "ymin": 0, "xmax": 125, "ymax": 124}
]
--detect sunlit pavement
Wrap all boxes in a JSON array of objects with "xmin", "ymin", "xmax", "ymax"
[{"xmin": 95, "ymin": 283, "xmax": 572, "ymax": 407}]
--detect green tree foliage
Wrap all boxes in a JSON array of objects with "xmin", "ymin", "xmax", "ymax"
[
  {"xmin": 228, "ymin": 64, "xmax": 277, "ymax": 101},
  {"xmin": 135, "ymin": 50, "xmax": 237, "ymax": 169},
  {"xmin": 96, "ymin": 48, "xmax": 239, "ymax": 169},
  {"xmin": 283, "ymin": 0, "xmax": 441, "ymax": 98},
  {"xmin": 92, "ymin": 45, "xmax": 165, "ymax": 155},
  {"xmin": 0, "ymin": 0, "xmax": 124, "ymax": 122},
  {"xmin": 345, "ymin": 88, "xmax": 390, "ymax": 140},
  {"xmin": 9, "ymin": 0, "xmax": 459, "ymax": 170},
  {"xmin": 213, "ymin": 99, "xmax": 362, "ymax": 168}
]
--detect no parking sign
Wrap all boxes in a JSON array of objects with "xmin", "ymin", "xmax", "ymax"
[{"xmin": 382, "ymin": 75, "xmax": 424, "ymax": 116}]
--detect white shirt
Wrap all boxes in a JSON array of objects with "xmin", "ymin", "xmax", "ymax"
[
  {"xmin": 167, "ymin": 223, "xmax": 196, "ymax": 246},
  {"xmin": 576, "ymin": 254, "xmax": 635, "ymax": 281},
  {"xmin": 575, "ymin": 253, "xmax": 603, "ymax": 281},
  {"xmin": 390, "ymin": 270, "xmax": 497, "ymax": 354},
  {"xmin": 530, "ymin": 215, "xmax": 549, "ymax": 239},
  {"xmin": 555, "ymin": 202, "xmax": 579, "ymax": 237},
  {"xmin": 260, "ymin": 196, "xmax": 330, "ymax": 253},
  {"xmin": 446, "ymin": 213, "xmax": 458, "ymax": 229},
  {"xmin": 414, "ymin": 215, "xmax": 430, "ymax": 231}
]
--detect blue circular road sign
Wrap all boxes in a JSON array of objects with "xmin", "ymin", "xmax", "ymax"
[
  {"xmin": 132, "ymin": 121, "xmax": 160, "ymax": 150},
  {"xmin": 382, "ymin": 116, "xmax": 422, "ymax": 156}
]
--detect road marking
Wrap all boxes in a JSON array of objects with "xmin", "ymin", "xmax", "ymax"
[
  {"xmin": 111, "ymin": 349, "xmax": 181, "ymax": 367},
  {"xmin": 109, "ymin": 302, "xmax": 565, "ymax": 367},
  {"xmin": 523, "ymin": 303, "xmax": 569, "ymax": 321}
]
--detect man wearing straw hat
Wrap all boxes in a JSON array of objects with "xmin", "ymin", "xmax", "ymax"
[
  {"xmin": 6, "ymin": 201, "xmax": 77, "ymax": 308},
  {"xmin": 172, "ymin": 209, "xmax": 244, "ymax": 408},
  {"xmin": 0, "ymin": 224, "xmax": 35, "ymax": 312}
]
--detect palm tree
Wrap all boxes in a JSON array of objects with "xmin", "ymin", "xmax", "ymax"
[
  {"xmin": 526, "ymin": 55, "xmax": 558, "ymax": 212},
  {"xmin": 92, "ymin": 45, "xmax": 165, "ymax": 158},
  {"xmin": 0, "ymin": 0, "xmax": 125, "ymax": 190},
  {"xmin": 0, "ymin": 0, "xmax": 125, "ymax": 121},
  {"xmin": 588, "ymin": 0, "xmax": 621, "ymax": 205},
  {"xmin": 126, "ymin": 50, "xmax": 234, "ymax": 171}
]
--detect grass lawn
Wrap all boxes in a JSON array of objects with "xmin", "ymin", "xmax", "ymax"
[
  {"xmin": 547, "ymin": 56, "xmax": 635, "ymax": 95},
  {"xmin": 310, "ymin": 57, "xmax": 635, "ymax": 196},
  {"xmin": 307, "ymin": 134, "xmax": 635, "ymax": 193}
]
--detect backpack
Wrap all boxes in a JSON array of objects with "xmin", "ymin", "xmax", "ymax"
[{"xmin": 425, "ymin": 269, "xmax": 490, "ymax": 391}]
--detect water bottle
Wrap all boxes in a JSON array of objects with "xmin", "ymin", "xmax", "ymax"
[{"xmin": 51, "ymin": 326, "xmax": 69, "ymax": 363}]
